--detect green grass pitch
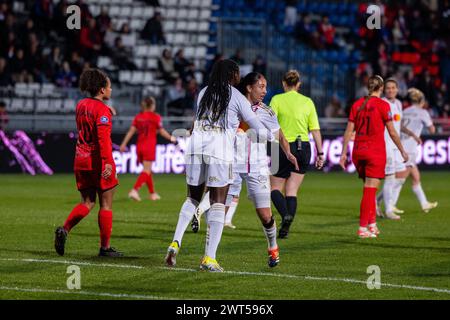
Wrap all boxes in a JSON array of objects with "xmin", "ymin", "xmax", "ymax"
[{"xmin": 0, "ymin": 171, "xmax": 449, "ymax": 300}]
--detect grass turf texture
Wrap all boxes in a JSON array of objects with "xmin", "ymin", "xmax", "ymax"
[{"xmin": 0, "ymin": 172, "xmax": 449, "ymax": 300}]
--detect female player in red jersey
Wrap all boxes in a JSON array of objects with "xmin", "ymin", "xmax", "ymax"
[
  {"xmin": 120, "ymin": 97, "xmax": 177, "ymax": 201},
  {"xmin": 54, "ymin": 68, "xmax": 122, "ymax": 257},
  {"xmin": 339, "ymin": 75, "xmax": 408, "ymax": 238}
]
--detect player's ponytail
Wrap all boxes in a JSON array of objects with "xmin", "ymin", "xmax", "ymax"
[
  {"xmin": 79, "ymin": 68, "xmax": 109, "ymax": 97},
  {"xmin": 282, "ymin": 70, "xmax": 301, "ymax": 88}
]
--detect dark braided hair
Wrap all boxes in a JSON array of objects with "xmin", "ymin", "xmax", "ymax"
[
  {"xmin": 197, "ymin": 59, "xmax": 239, "ymax": 126},
  {"xmin": 237, "ymin": 72, "xmax": 264, "ymax": 96},
  {"xmin": 79, "ymin": 68, "xmax": 109, "ymax": 97}
]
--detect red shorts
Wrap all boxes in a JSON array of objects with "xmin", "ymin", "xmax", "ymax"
[
  {"xmin": 75, "ymin": 164, "xmax": 119, "ymax": 191},
  {"xmin": 352, "ymin": 152, "xmax": 386, "ymax": 180},
  {"xmin": 137, "ymin": 145, "xmax": 156, "ymax": 163}
]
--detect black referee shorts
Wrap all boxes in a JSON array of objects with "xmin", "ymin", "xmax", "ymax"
[{"xmin": 273, "ymin": 141, "xmax": 311, "ymax": 178}]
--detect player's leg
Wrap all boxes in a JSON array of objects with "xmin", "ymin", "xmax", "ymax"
[
  {"xmin": 201, "ymin": 185, "xmax": 229, "ymax": 272},
  {"xmin": 97, "ymin": 186, "xmax": 123, "ymax": 257},
  {"xmin": 279, "ymin": 172, "xmax": 305, "ymax": 238},
  {"xmin": 225, "ymin": 196, "xmax": 239, "ymax": 228},
  {"xmin": 128, "ymin": 152, "xmax": 147, "ymax": 201},
  {"xmin": 410, "ymin": 166, "xmax": 438, "ymax": 212},
  {"xmin": 388, "ymin": 167, "xmax": 410, "ymax": 216},
  {"xmin": 54, "ymin": 188, "xmax": 96, "ymax": 256},
  {"xmin": 381, "ymin": 174, "xmax": 395, "ymax": 216},
  {"xmin": 358, "ymin": 177, "xmax": 380, "ymax": 238},
  {"xmin": 143, "ymin": 161, "xmax": 160, "ymax": 200},
  {"xmin": 166, "ymin": 155, "xmax": 204, "ymax": 266},
  {"xmin": 247, "ymin": 173, "xmax": 279, "ymax": 267},
  {"xmin": 191, "ymin": 189, "xmax": 210, "ymax": 233},
  {"xmin": 224, "ymin": 173, "xmax": 242, "ymax": 229}
]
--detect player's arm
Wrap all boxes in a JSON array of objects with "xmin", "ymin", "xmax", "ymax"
[
  {"xmin": 96, "ymin": 112, "xmax": 114, "ymax": 179},
  {"xmin": 277, "ymin": 129, "xmax": 299, "ymax": 171},
  {"xmin": 386, "ymin": 121, "xmax": 409, "ymax": 163},
  {"xmin": 401, "ymin": 124, "xmax": 422, "ymax": 145},
  {"xmin": 158, "ymin": 127, "xmax": 177, "ymax": 144},
  {"xmin": 119, "ymin": 126, "xmax": 137, "ymax": 152},
  {"xmin": 427, "ymin": 124, "xmax": 436, "ymax": 134},
  {"xmin": 339, "ymin": 121, "xmax": 354, "ymax": 170},
  {"xmin": 311, "ymin": 130, "xmax": 324, "ymax": 170},
  {"xmin": 238, "ymin": 97, "xmax": 274, "ymax": 142}
]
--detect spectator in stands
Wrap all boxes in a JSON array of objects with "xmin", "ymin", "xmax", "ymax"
[
  {"xmin": 324, "ymin": 96, "xmax": 345, "ymax": 118},
  {"xmin": 0, "ymin": 13, "xmax": 16, "ymax": 57},
  {"xmin": 310, "ymin": 30, "xmax": 325, "ymax": 50},
  {"xmin": 182, "ymin": 62, "xmax": 197, "ymax": 83},
  {"xmin": 79, "ymin": 18, "xmax": 102, "ymax": 62},
  {"xmin": 141, "ymin": 11, "xmax": 166, "ymax": 45},
  {"xmin": 0, "ymin": 2, "xmax": 9, "ymax": 21},
  {"xmin": 184, "ymin": 78, "xmax": 199, "ymax": 115},
  {"xmin": 158, "ymin": 49, "xmax": 179, "ymax": 83},
  {"xmin": 10, "ymin": 48, "xmax": 33, "ymax": 83},
  {"xmin": 75, "ymin": 0, "xmax": 92, "ymax": 22},
  {"xmin": 294, "ymin": 13, "xmax": 314, "ymax": 44},
  {"xmin": 69, "ymin": 51, "xmax": 84, "ymax": 78},
  {"xmin": 318, "ymin": 15, "xmax": 336, "ymax": 49},
  {"xmin": 96, "ymin": 6, "xmax": 111, "ymax": 36},
  {"xmin": 32, "ymin": 0, "xmax": 54, "ymax": 32},
  {"xmin": 204, "ymin": 53, "xmax": 224, "ymax": 84},
  {"xmin": 252, "ymin": 55, "xmax": 266, "ymax": 75},
  {"xmin": 111, "ymin": 37, "xmax": 137, "ymax": 70},
  {"xmin": 53, "ymin": 0, "xmax": 69, "ymax": 36},
  {"xmin": 26, "ymin": 33, "xmax": 46, "ymax": 82},
  {"xmin": 230, "ymin": 49, "xmax": 245, "ymax": 65},
  {"xmin": 0, "ymin": 57, "xmax": 12, "ymax": 87},
  {"xmin": 166, "ymin": 77, "xmax": 186, "ymax": 116},
  {"xmin": 174, "ymin": 49, "xmax": 191, "ymax": 80},
  {"xmin": 0, "ymin": 101, "xmax": 8, "ymax": 131},
  {"xmin": 418, "ymin": 70, "xmax": 438, "ymax": 108},
  {"xmin": 284, "ymin": 0, "xmax": 298, "ymax": 28},
  {"xmin": 143, "ymin": 0, "xmax": 160, "ymax": 6},
  {"xmin": 45, "ymin": 46, "xmax": 63, "ymax": 80},
  {"xmin": 55, "ymin": 61, "xmax": 77, "ymax": 88}
]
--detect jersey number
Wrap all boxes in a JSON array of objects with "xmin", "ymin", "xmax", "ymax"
[{"xmin": 357, "ymin": 117, "xmax": 371, "ymax": 135}]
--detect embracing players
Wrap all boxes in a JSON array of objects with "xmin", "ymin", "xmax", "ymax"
[
  {"xmin": 54, "ymin": 68, "xmax": 122, "ymax": 257},
  {"xmin": 164, "ymin": 60, "xmax": 274, "ymax": 272},
  {"xmin": 120, "ymin": 97, "xmax": 177, "ymax": 201},
  {"xmin": 340, "ymin": 75, "xmax": 408, "ymax": 238}
]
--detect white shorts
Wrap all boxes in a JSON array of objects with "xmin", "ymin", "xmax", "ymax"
[
  {"xmin": 385, "ymin": 146, "xmax": 406, "ymax": 175},
  {"xmin": 228, "ymin": 172, "xmax": 271, "ymax": 208},
  {"xmin": 403, "ymin": 141, "xmax": 418, "ymax": 168},
  {"xmin": 185, "ymin": 155, "xmax": 233, "ymax": 187}
]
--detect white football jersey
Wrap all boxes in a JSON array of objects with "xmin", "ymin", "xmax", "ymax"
[
  {"xmin": 400, "ymin": 105, "xmax": 433, "ymax": 144},
  {"xmin": 187, "ymin": 86, "xmax": 269, "ymax": 162},
  {"xmin": 383, "ymin": 98, "xmax": 402, "ymax": 150},
  {"xmin": 234, "ymin": 102, "xmax": 280, "ymax": 173}
]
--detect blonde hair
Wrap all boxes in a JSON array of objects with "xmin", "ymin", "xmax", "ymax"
[
  {"xmin": 283, "ymin": 70, "xmax": 301, "ymax": 87},
  {"xmin": 367, "ymin": 75, "xmax": 384, "ymax": 94},
  {"xmin": 142, "ymin": 96, "xmax": 156, "ymax": 110},
  {"xmin": 408, "ymin": 88, "xmax": 425, "ymax": 104}
]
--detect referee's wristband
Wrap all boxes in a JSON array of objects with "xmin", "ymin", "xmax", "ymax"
[{"xmin": 317, "ymin": 152, "xmax": 324, "ymax": 156}]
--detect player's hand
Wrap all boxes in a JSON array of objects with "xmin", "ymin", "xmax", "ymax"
[
  {"xmin": 414, "ymin": 136, "xmax": 422, "ymax": 145},
  {"xmin": 287, "ymin": 152, "xmax": 299, "ymax": 171},
  {"xmin": 315, "ymin": 154, "xmax": 325, "ymax": 170},
  {"xmin": 119, "ymin": 144, "xmax": 126, "ymax": 153},
  {"xmin": 339, "ymin": 154, "xmax": 347, "ymax": 170},
  {"xmin": 102, "ymin": 164, "xmax": 113, "ymax": 179},
  {"xmin": 401, "ymin": 150, "xmax": 409, "ymax": 163},
  {"xmin": 170, "ymin": 136, "xmax": 178, "ymax": 145}
]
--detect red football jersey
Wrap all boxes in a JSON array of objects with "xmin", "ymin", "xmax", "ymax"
[
  {"xmin": 349, "ymin": 96, "xmax": 392, "ymax": 155},
  {"xmin": 74, "ymin": 98, "xmax": 114, "ymax": 171},
  {"xmin": 132, "ymin": 111, "xmax": 162, "ymax": 147}
]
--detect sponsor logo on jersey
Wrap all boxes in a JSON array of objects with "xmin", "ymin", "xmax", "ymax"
[
  {"xmin": 100, "ymin": 116, "xmax": 109, "ymax": 124},
  {"xmin": 393, "ymin": 114, "xmax": 401, "ymax": 121}
]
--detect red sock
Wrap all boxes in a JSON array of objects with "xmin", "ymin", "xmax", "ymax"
[
  {"xmin": 133, "ymin": 172, "xmax": 149, "ymax": 191},
  {"xmin": 360, "ymin": 187, "xmax": 377, "ymax": 228},
  {"xmin": 146, "ymin": 172, "xmax": 155, "ymax": 194},
  {"xmin": 98, "ymin": 209, "xmax": 113, "ymax": 249},
  {"xmin": 63, "ymin": 204, "xmax": 90, "ymax": 232},
  {"xmin": 367, "ymin": 187, "xmax": 378, "ymax": 225}
]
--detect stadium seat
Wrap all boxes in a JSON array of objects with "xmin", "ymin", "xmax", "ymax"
[
  {"xmin": 131, "ymin": 71, "xmax": 144, "ymax": 85},
  {"xmin": 120, "ymin": 6, "xmax": 131, "ymax": 17},
  {"xmin": 119, "ymin": 71, "xmax": 132, "ymax": 83},
  {"xmin": 147, "ymin": 58, "xmax": 158, "ymax": 69},
  {"xmin": 144, "ymin": 72, "xmax": 154, "ymax": 84}
]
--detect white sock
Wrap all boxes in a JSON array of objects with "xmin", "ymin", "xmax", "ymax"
[
  {"xmin": 368, "ymin": 223, "xmax": 377, "ymax": 228},
  {"xmin": 173, "ymin": 198, "xmax": 198, "ymax": 246},
  {"xmin": 389, "ymin": 178, "xmax": 406, "ymax": 213},
  {"xmin": 198, "ymin": 191, "xmax": 211, "ymax": 214},
  {"xmin": 225, "ymin": 199, "xmax": 238, "ymax": 224},
  {"xmin": 263, "ymin": 220, "xmax": 277, "ymax": 250},
  {"xmin": 412, "ymin": 183, "xmax": 428, "ymax": 207},
  {"xmin": 205, "ymin": 203, "xmax": 225, "ymax": 260},
  {"xmin": 383, "ymin": 176, "xmax": 395, "ymax": 213}
]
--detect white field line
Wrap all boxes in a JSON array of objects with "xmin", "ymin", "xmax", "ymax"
[
  {"xmin": 0, "ymin": 286, "xmax": 171, "ymax": 300},
  {"xmin": 1, "ymin": 258, "xmax": 450, "ymax": 295}
]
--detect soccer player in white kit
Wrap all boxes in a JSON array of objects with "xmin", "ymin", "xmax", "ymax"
[
  {"xmin": 376, "ymin": 79, "xmax": 406, "ymax": 220},
  {"xmin": 164, "ymin": 60, "xmax": 274, "ymax": 272},
  {"xmin": 390, "ymin": 88, "xmax": 438, "ymax": 213},
  {"xmin": 227, "ymin": 72, "xmax": 298, "ymax": 267}
]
